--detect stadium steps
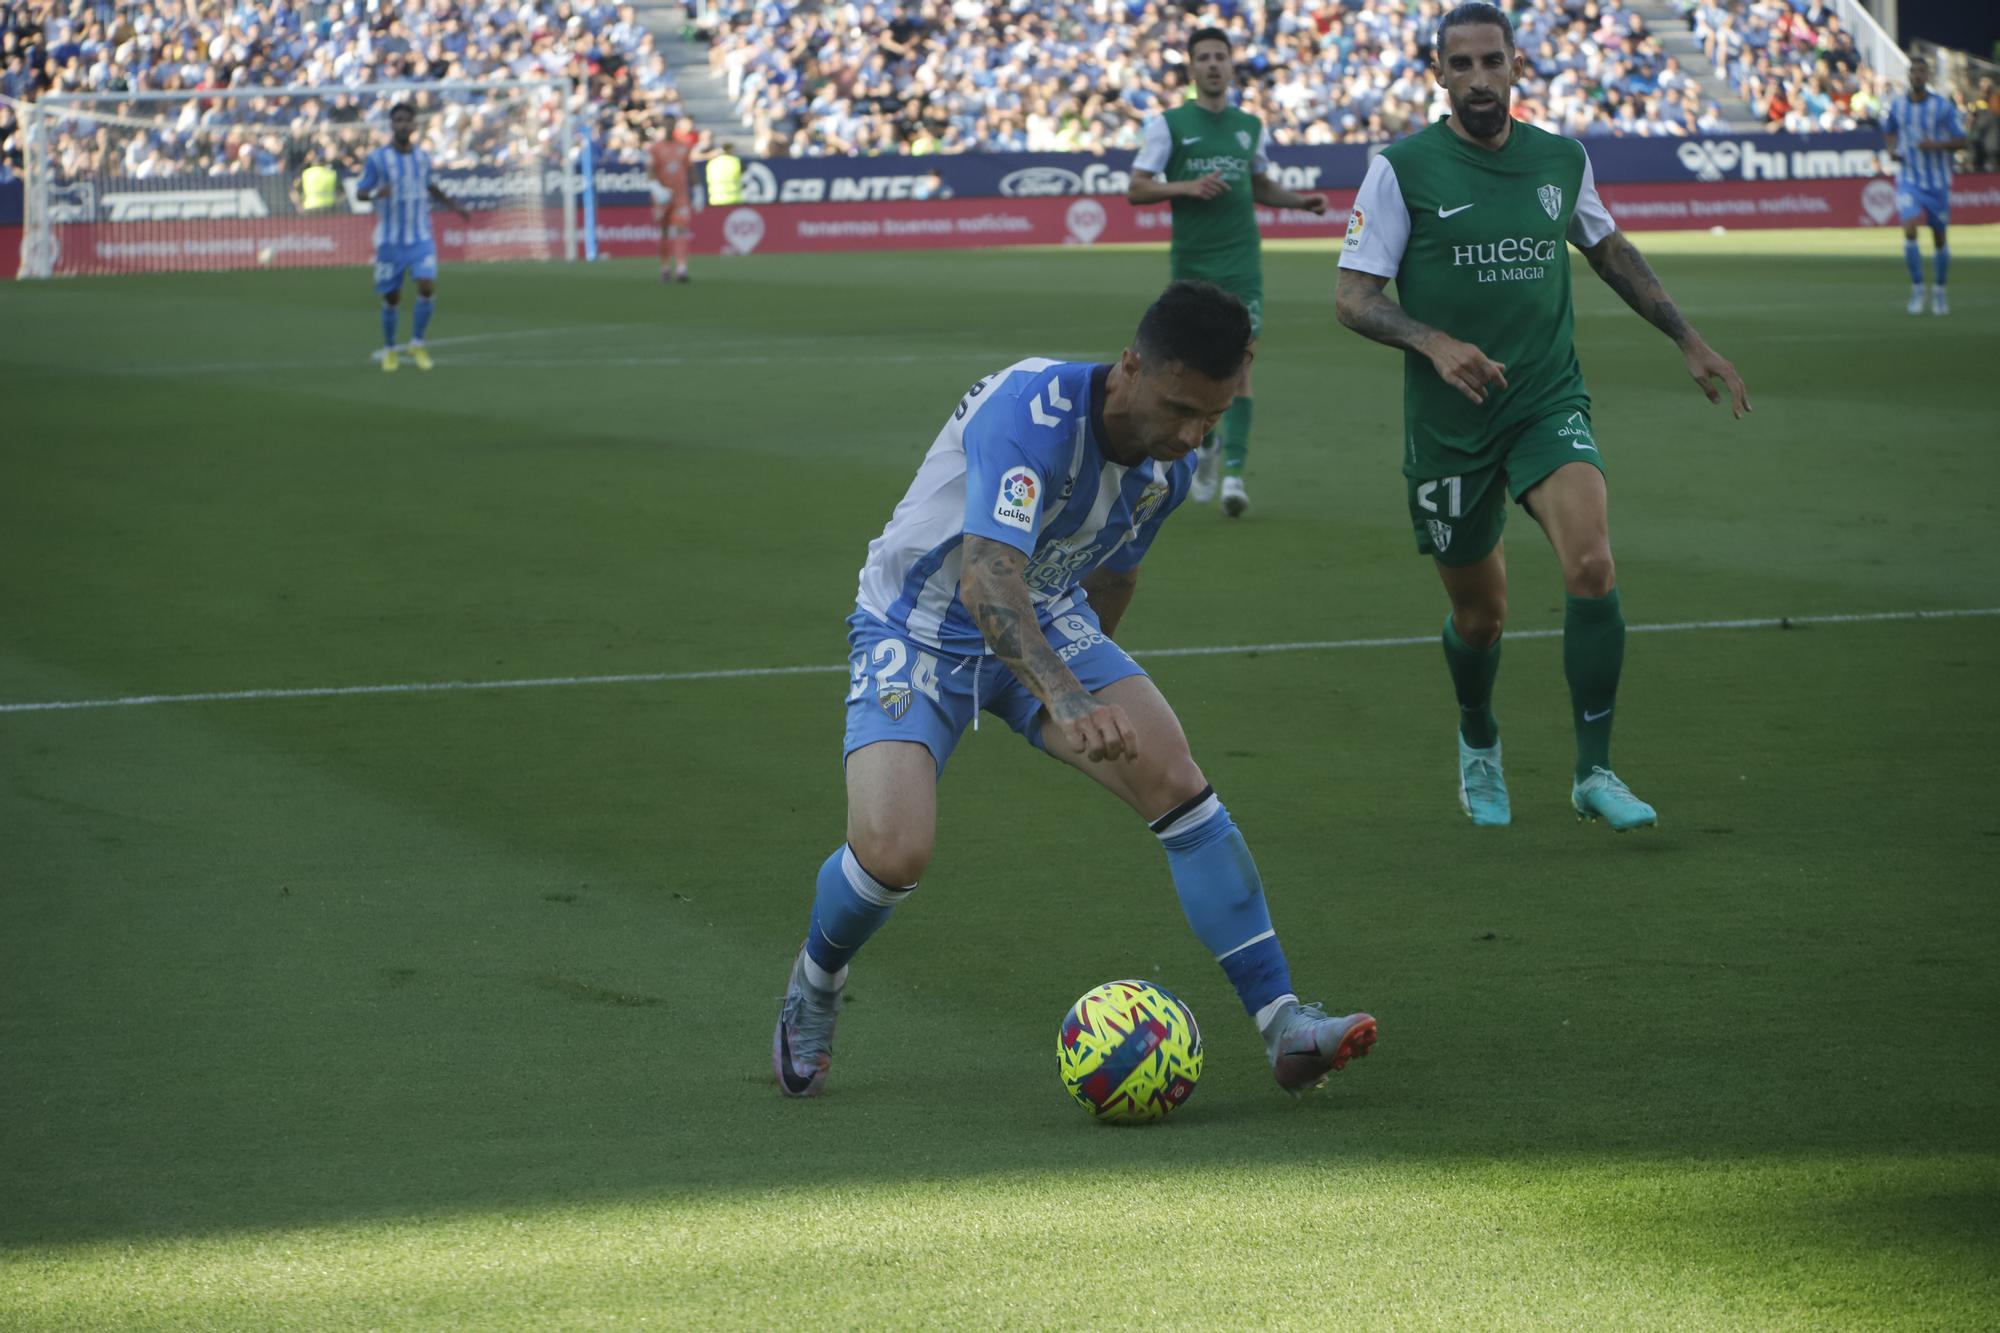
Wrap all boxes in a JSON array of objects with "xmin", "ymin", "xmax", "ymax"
[
  {"xmin": 1626, "ymin": 0, "xmax": 1763, "ymax": 130},
  {"xmin": 631, "ymin": 0, "xmax": 746, "ymax": 135}
]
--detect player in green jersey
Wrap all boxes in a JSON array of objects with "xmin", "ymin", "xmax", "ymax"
[
  {"xmin": 1128, "ymin": 25, "xmax": 1327, "ymax": 519},
  {"xmin": 1333, "ymin": 2, "xmax": 1749, "ymax": 832}
]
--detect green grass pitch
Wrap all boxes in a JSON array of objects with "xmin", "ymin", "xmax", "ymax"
[{"xmin": 3, "ymin": 228, "xmax": 1998, "ymax": 1328}]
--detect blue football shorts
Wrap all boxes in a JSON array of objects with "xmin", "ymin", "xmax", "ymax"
[
  {"xmin": 372, "ymin": 242, "xmax": 439, "ymax": 294},
  {"xmin": 841, "ymin": 605, "xmax": 1149, "ymax": 776},
  {"xmin": 1896, "ymin": 183, "xmax": 1950, "ymax": 227}
]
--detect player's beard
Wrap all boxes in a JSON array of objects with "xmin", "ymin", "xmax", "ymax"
[{"xmin": 1454, "ymin": 88, "xmax": 1510, "ymax": 141}]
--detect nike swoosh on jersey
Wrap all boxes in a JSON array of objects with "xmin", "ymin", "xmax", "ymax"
[
  {"xmin": 1572, "ymin": 441, "xmax": 1599, "ymax": 451},
  {"xmin": 1181, "ymin": 136, "xmax": 1202, "ymax": 144},
  {"xmin": 1583, "ymin": 708, "xmax": 1613, "ymax": 722},
  {"xmin": 1437, "ymin": 203, "xmax": 1476, "ymax": 218}
]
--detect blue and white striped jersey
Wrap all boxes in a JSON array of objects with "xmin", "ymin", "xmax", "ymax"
[
  {"xmin": 355, "ymin": 144, "xmax": 435, "ymax": 248},
  {"xmin": 854, "ymin": 358, "xmax": 1190, "ymax": 656},
  {"xmin": 1882, "ymin": 93, "xmax": 1965, "ymax": 193}
]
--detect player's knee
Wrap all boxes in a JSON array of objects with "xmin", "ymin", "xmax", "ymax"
[
  {"xmin": 1454, "ymin": 599, "xmax": 1506, "ymax": 648},
  {"xmin": 1566, "ymin": 547, "xmax": 1616, "ymax": 597},
  {"xmin": 1137, "ymin": 753, "xmax": 1207, "ymax": 820},
  {"xmin": 846, "ymin": 823, "xmax": 932, "ymax": 888}
]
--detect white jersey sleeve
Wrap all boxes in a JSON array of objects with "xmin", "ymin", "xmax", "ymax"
[
  {"xmin": 1252, "ymin": 123, "xmax": 1272, "ymax": 175},
  {"xmin": 1567, "ymin": 147, "xmax": 1616, "ymax": 247},
  {"xmin": 1336, "ymin": 153, "xmax": 1410, "ymax": 278},
  {"xmin": 1133, "ymin": 114, "xmax": 1171, "ymax": 175}
]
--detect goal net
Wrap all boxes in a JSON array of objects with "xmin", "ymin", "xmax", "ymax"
[{"xmin": 17, "ymin": 80, "xmax": 579, "ymax": 279}]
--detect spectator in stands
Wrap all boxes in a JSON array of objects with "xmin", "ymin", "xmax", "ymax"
[{"xmin": 1972, "ymin": 78, "xmax": 1999, "ymax": 173}]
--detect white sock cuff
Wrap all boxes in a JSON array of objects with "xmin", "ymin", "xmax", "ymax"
[
  {"xmin": 1255, "ymin": 993, "xmax": 1299, "ymax": 1034},
  {"xmin": 841, "ymin": 844, "xmax": 916, "ymax": 907},
  {"xmin": 1150, "ymin": 790, "xmax": 1224, "ymax": 843}
]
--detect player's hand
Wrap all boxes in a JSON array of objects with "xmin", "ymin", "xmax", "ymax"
[
  {"xmin": 1297, "ymin": 193, "xmax": 1328, "ymax": 215},
  {"xmin": 1183, "ymin": 172, "xmax": 1228, "ymax": 200},
  {"xmin": 1424, "ymin": 335, "xmax": 1508, "ymax": 405},
  {"xmin": 1683, "ymin": 340, "xmax": 1750, "ymax": 418},
  {"xmin": 1051, "ymin": 693, "xmax": 1139, "ymax": 764}
]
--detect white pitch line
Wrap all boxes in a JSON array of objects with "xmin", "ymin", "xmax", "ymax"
[{"xmin": 3, "ymin": 607, "xmax": 1994, "ymax": 718}]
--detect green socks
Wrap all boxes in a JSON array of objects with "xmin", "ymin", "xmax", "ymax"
[
  {"xmin": 1442, "ymin": 614, "xmax": 1501, "ymax": 748},
  {"xmin": 1221, "ymin": 397, "xmax": 1253, "ymax": 476},
  {"xmin": 1564, "ymin": 587, "xmax": 1625, "ymax": 780}
]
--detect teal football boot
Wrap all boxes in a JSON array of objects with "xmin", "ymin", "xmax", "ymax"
[
  {"xmin": 1458, "ymin": 735, "xmax": 1512, "ymax": 826},
  {"xmin": 1572, "ymin": 767, "xmax": 1658, "ymax": 831}
]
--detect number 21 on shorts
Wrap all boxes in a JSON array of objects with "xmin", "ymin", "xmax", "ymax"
[{"xmin": 1416, "ymin": 476, "xmax": 1463, "ymax": 517}]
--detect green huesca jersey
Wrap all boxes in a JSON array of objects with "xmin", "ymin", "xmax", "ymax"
[
  {"xmin": 1134, "ymin": 101, "xmax": 1270, "ymax": 290},
  {"xmin": 1337, "ymin": 119, "xmax": 1617, "ymax": 472}
]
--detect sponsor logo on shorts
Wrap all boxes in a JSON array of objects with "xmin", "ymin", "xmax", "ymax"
[
  {"xmin": 1051, "ymin": 613, "xmax": 1109, "ymax": 664},
  {"xmin": 1558, "ymin": 412, "xmax": 1596, "ymax": 449},
  {"xmin": 994, "ymin": 468, "xmax": 1040, "ymax": 533},
  {"xmin": 1427, "ymin": 519, "xmax": 1453, "ymax": 553}
]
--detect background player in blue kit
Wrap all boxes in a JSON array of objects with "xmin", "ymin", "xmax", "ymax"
[
  {"xmin": 772, "ymin": 281, "xmax": 1377, "ymax": 1101},
  {"xmin": 1881, "ymin": 55, "xmax": 1967, "ymax": 316},
  {"xmin": 356, "ymin": 103, "xmax": 471, "ymax": 371}
]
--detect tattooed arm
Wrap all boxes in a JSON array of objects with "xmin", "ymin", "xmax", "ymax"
[
  {"xmin": 1335, "ymin": 267, "xmax": 1510, "ymax": 405},
  {"xmin": 960, "ymin": 535, "xmax": 1138, "ymax": 762},
  {"xmin": 1578, "ymin": 230, "xmax": 1752, "ymax": 418}
]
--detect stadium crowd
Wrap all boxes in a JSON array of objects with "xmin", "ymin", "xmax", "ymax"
[
  {"xmin": 0, "ymin": 0, "xmax": 1986, "ymax": 185},
  {"xmin": 0, "ymin": 0, "xmax": 682, "ymax": 183}
]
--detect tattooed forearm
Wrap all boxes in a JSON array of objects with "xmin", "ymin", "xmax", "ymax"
[
  {"xmin": 1334, "ymin": 271, "xmax": 1444, "ymax": 354},
  {"xmin": 1586, "ymin": 233, "xmax": 1693, "ymax": 344},
  {"xmin": 961, "ymin": 536, "xmax": 1089, "ymax": 711}
]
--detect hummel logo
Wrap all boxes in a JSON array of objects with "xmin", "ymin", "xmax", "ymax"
[
  {"xmin": 1437, "ymin": 203, "xmax": 1476, "ymax": 218},
  {"xmin": 1583, "ymin": 707, "xmax": 1613, "ymax": 722}
]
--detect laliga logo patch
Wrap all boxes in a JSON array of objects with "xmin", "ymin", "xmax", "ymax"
[
  {"xmin": 993, "ymin": 468, "xmax": 1040, "ymax": 533},
  {"xmin": 877, "ymin": 683, "xmax": 913, "ymax": 721},
  {"xmin": 1427, "ymin": 519, "xmax": 1453, "ymax": 554},
  {"xmin": 1344, "ymin": 206, "xmax": 1366, "ymax": 250},
  {"xmin": 1065, "ymin": 198, "xmax": 1106, "ymax": 245},
  {"xmin": 723, "ymin": 207, "xmax": 765, "ymax": 254}
]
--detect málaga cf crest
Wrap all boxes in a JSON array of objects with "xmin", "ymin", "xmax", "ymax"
[
  {"xmin": 1538, "ymin": 183, "xmax": 1563, "ymax": 220},
  {"xmin": 877, "ymin": 684, "xmax": 913, "ymax": 721}
]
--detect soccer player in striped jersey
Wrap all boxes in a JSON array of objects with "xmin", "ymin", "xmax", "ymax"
[
  {"xmin": 1882, "ymin": 55, "xmax": 1968, "ymax": 316},
  {"xmin": 772, "ymin": 281, "xmax": 1377, "ymax": 1101},
  {"xmin": 355, "ymin": 103, "xmax": 470, "ymax": 371}
]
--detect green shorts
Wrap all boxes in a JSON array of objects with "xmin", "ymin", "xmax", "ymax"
[{"xmin": 1406, "ymin": 406, "xmax": 1605, "ymax": 565}]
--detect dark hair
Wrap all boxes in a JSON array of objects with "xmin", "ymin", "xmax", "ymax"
[
  {"xmin": 1434, "ymin": 3, "xmax": 1514, "ymax": 63},
  {"xmin": 1187, "ymin": 26, "xmax": 1231, "ymax": 60},
  {"xmin": 1135, "ymin": 280, "xmax": 1252, "ymax": 382},
  {"xmin": 390, "ymin": 101, "xmax": 416, "ymax": 119}
]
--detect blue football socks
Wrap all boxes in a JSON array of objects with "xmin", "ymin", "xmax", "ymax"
[
  {"xmin": 380, "ymin": 301, "xmax": 399, "ymax": 349},
  {"xmin": 1152, "ymin": 786, "xmax": 1295, "ymax": 1020},
  {"xmin": 1904, "ymin": 240, "xmax": 1923, "ymax": 286},
  {"xmin": 1935, "ymin": 245, "xmax": 1949, "ymax": 290},
  {"xmin": 413, "ymin": 295, "xmax": 435, "ymax": 343},
  {"xmin": 803, "ymin": 845, "xmax": 915, "ymax": 983}
]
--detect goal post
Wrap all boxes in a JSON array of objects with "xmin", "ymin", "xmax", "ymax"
[{"xmin": 16, "ymin": 79, "xmax": 581, "ymax": 279}]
